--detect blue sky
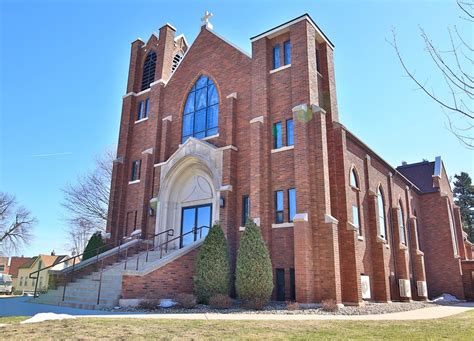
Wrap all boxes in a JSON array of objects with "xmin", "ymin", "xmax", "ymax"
[{"xmin": 1, "ymin": 0, "xmax": 472, "ymax": 257}]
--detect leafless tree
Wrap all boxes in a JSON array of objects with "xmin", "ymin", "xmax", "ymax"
[
  {"xmin": 0, "ymin": 192, "xmax": 36, "ymax": 255},
  {"xmin": 62, "ymin": 149, "xmax": 114, "ymax": 253},
  {"xmin": 390, "ymin": 0, "xmax": 473, "ymax": 148}
]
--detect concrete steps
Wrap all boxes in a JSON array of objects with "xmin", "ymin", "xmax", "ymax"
[{"xmin": 31, "ymin": 247, "xmax": 171, "ymax": 309}]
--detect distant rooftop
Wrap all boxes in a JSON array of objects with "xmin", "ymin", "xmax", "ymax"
[{"xmin": 397, "ymin": 160, "xmax": 438, "ymax": 193}]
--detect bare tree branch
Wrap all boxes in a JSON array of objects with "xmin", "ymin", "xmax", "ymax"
[
  {"xmin": 389, "ymin": 2, "xmax": 474, "ymax": 148},
  {"xmin": 0, "ymin": 192, "xmax": 36, "ymax": 254},
  {"xmin": 62, "ymin": 149, "xmax": 114, "ymax": 253}
]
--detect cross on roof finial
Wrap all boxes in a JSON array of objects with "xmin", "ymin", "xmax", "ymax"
[{"xmin": 201, "ymin": 10, "xmax": 214, "ymax": 30}]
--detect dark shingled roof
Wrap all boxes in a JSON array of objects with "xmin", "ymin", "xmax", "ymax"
[{"xmin": 396, "ymin": 161, "xmax": 437, "ymax": 193}]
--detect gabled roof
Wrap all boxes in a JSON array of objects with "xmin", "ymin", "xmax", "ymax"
[
  {"xmin": 18, "ymin": 254, "xmax": 68, "ymax": 271},
  {"xmin": 8, "ymin": 257, "xmax": 33, "ymax": 277}
]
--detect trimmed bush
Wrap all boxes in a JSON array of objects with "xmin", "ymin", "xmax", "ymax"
[
  {"xmin": 321, "ymin": 299, "xmax": 339, "ymax": 312},
  {"xmin": 138, "ymin": 299, "xmax": 160, "ymax": 310},
  {"xmin": 235, "ymin": 218, "xmax": 273, "ymax": 309},
  {"xmin": 175, "ymin": 293, "xmax": 197, "ymax": 309},
  {"xmin": 209, "ymin": 294, "xmax": 233, "ymax": 309},
  {"xmin": 194, "ymin": 223, "xmax": 231, "ymax": 304},
  {"xmin": 82, "ymin": 232, "xmax": 107, "ymax": 261}
]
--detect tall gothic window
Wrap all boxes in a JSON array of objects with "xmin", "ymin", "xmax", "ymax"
[
  {"xmin": 182, "ymin": 75, "xmax": 219, "ymax": 143},
  {"xmin": 350, "ymin": 167, "xmax": 362, "ymax": 236},
  {"xmin": 141, "ymin": 51, "xmax": 157, "ymax": 91},
  {"xmin": 377, "ymin": 186, "xmax": 387, "ymax": 240},
  {"xmin": 398, "ymin": 201, "xmax": 407, "ymax": 245}
]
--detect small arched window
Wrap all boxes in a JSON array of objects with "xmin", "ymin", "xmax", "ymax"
[
  {"xmin": 397, "ymin": 201, "xmax": 407, "ymax": 245},
  {"xmin": 350, "ymin": 167, "xmax": 359, "ymax": 188},
  {"xmin": 182, "ymin": 75, "xmax": 219, "ymax": 143},
  {"xmin": 377, "ymin": 186, "xmax": 387, "ymax": 240},
  {"xmin": 141, "ymin": 51, "xmax": 157, "ymax": 91}
]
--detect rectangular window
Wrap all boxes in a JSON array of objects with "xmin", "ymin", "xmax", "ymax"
[
  {"xmin": 283, "ymin": 40, "xmax": 291, "ymax": 65},
  {"xmin": 20, "ymin": 277, "xmax": 23, "ymax": 286},
  {"xmin": 286, "ymin": 119, "xmax": 294, "ymax": 146},
  {"xmin": 137, "ymin": 98, "xmax": 150, "ymax": 121},
  {"xmin": 316, "ymin": 48, "xmax": 321, "ymax": 73},
  {"xmin": 130, "ymin": 160, "xmax": 141, "ymax": 181},
  {"xmin": 0, "ymin": 265, "xmax": 4, "ymax": 272},
  {"xmin": 276, "ymin": 268, "xmax": 285, "ymax": 301},
  {"xmin": 273, "ymin": 45, "xmax": 281, "ymax": 69},
  {"xmin": 273, "ymin": 122, "xmax": 282, "ymax": 149},
  {"xmin": 275, "ymin": 190, "xmax": 284, "ymax": 223},
  {"xmin": 352, "ymin": 205, "xmax": 361, "ymax": 235},
  {"xmin": 288, "ymin": 188, "xmax": 296, "ymax": 222},
  {"xmin": 242, "ymin": 195, "xmax": 250, "ymax": 226}
]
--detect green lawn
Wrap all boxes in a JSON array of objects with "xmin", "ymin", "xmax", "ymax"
[{"xmin": 0, "ymin": 310, "xmax": 473, "ymax": 340}]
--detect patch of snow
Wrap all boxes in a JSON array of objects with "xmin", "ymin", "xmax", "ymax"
[
  {"xmin": 159, "ymin": 299, "xmax": 177, "ymax": 308},
  {"xmin": 432, "ymin": 293, "xmax": 460, "ymax": 303},
  {"xmin": 21, "ymin": 313, "xmax": 76, "ymax": 324}
]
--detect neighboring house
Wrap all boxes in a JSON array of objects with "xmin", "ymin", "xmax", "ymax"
[
  {"xmin": 0, "ymin": 257, "xmax": 9, "ymax": 274},
  {"xmin": 9, "ymin": 257, "xmax": 33, "ymax": 290},
  {"xmin": 16, "ymin": 254, "xmax": 69, "ymax": 293}
]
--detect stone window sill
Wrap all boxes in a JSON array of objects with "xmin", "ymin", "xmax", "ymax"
[
  {"xmin": 271, "ymin": 222, "xmax": 294, "ymax": 229},
  {"xmin": 271, "ymin": 145, "xmax": 294, "ymax": 154},
  {"xmin": 239, "ymin": 226, "xmax": 245, "ymax": 231},
  {"xmin": 128, "ymin": 180, "xmax": 140, "ymax": 185},
  {"xmin": 347, "ymin": 222, "xmax": 359, "ymax": 231},
  {"xmin": 135, "ymin": 117, "xmax": 149, "ymax": 124},
  {"xmin": 202, "ymin": 133, "xmax": 219, "ymax": 141},
  {"xmin": 357, "ymin": 235, "xmax": 364, "ymax": 241},
  {"xmin": 270, "ymin": 64, "xmax": 291, "ymax": 74}
]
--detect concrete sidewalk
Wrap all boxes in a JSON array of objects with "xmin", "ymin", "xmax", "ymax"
[
  {"xmin": 1, "ymin": 296, "xmax": 473, "ymax": 321},
  {"xmin": 78, "ymin": 303, "xmax": 474, "ymax": 321}
]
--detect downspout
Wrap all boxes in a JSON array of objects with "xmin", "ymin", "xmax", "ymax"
[{"xmin": 387, "ymin": 172, "xmax": 399, "ymax": 300}]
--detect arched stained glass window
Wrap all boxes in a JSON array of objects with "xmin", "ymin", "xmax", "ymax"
[
  {"xmin": 377, "ymin": 186, "xmax": 387, "ymax": 240},
  {"xmin": 182, "ymin": 75, "xmax": 219, "ymax": 143},
  {"xmin": 141, "ymin": 52, "xmax": 157, "ymax": 91}
]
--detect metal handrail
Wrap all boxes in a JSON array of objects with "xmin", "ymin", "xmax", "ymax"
[
  {"xmin": 94, "ymin": 225, "xmax": 209, "ymax": 305},
  {"xmin": 29, "ymin": 228, "xmax": 172, "ymax": 298}
]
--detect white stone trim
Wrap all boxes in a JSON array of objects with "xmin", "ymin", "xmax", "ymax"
[
  {"xmin": 250, "ymin": 14, "xmax": 334, "ymax": 50},
  {"xmin": 324, "ymin": 214, "xmax": 339, "ymax": 224},
  {"xmin": 434, "ymin": 156, "xmax": 442, "ymax": 177},
  {"xmin": 135, "ymin": 117, "xmax": 149, "ymax": 124},
  {"xmin": 376, "ymin": 235, "xmax": 387, "ymax": 244},
  {"xmin": 292, "ymin": 103, "xmax": 308, "ymax": 113},
  {"xmin": 174, "ymin": 33, "xmax": 189, "ymax": 47},
  {"xmin": 219, "ymin": 185, "xmax": 233, "ymax": 192},
  {"xmin": 272, "ymin": 222, "xmax": 294, "ymax": 228},
  {"xmin": 358, "ymin": 235, "xmax": 364, "ymax": 241},
  {"xmin": 162, "ymin": 115, "xmax": 173, "ymax": 122},
  {"xmin": 122, "ymin": 88, "xmax": 151, "ymax": 99},
  {"xmin": 250, "ymin": 116, "xmax": 264, "ymax": 124},
  {"xmin": 347, "ymin": 222, "xmax": 358, "ymax": 231},
  {"xmin": 205, "ymin": 27, "xmax": 251, "ymax": 58},
  {"xmin": 270, "ymin": 64, "xmax": 291, "ymax": 74},
  {"xmin": 165, "ymin": 22, "xmax": 177, "ymax": 31},
  {"xmin": 202, "ymin": 133, "xmax": 219, "ymax": 141},
  {"xmin": 150, "ymin": 79, "xmax": 168, "ymax": 87},
  {"xmin": 217, "ymin": 145, "xmax": 239, "ymax": 152},
  {"xmin": 226, "ymin": 92, "xmax": 238, "ymax": 99},
  {"xmin": 142, "ymin": 148, "xmax": 153, "ymax": 155},
  {"xmin": 239, "ymin": 226, "xmax": 246, "ymax": 231},
  {"xmin": 271, "ymin": 145, "xmax": 294, "ymax": 154},
  {"xmin": 128, "ymin": 180, "xmax": 140, "ymax": 185},
  {"xmin": 113, "ymin": 156, "xmax": 124, "ymax": 164},
  {"xmin": 293, "ymin": 213, "xmax": 308, "ymax": 222},
  {"xmin": 154, "ymin": 162, "xmax": 166, "ymax": 168}
]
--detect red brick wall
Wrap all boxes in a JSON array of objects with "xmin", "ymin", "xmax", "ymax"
[{"xmin": 121, "ymin": 247, "xmax": 200, "ymax": 299}]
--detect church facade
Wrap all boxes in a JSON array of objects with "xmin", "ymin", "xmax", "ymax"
[{"xmin": 107, "ymin": 13, "xmax": 474, "ymax": 304}]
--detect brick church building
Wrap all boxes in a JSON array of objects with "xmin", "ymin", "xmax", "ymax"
[{"xmin": 106, "ymin": 13, "xmax": 474, "ymax": 305}]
